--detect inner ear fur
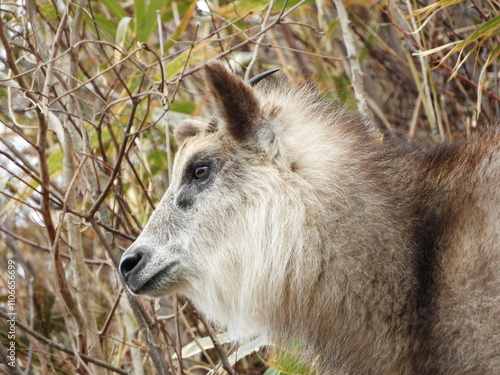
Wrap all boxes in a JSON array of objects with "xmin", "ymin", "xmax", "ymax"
[
  {"xmin": 203, "ymin": 62, "xmax": 261, "ymax": 143},
  {"xmin": 174, "ymin": 119, "xmax": 206, "ymax": 144}
]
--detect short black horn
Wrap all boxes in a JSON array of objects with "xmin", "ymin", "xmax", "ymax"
[{"xmin": 247, "ymin": 68, "xmax": 280, "ymax": 86}]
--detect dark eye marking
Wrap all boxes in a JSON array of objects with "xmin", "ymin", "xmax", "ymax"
[{"xmin": 193, "ymin": 165, "xmax": 210, "ymax": 180}]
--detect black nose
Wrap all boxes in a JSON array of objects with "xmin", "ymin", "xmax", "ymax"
[{"xmin": 119, "ymin": 248, "xmax": 143, "ymax": 282}]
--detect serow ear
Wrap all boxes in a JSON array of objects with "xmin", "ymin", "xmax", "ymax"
[
  {"xmin": 203, "ymin": 62, "xmax": 262, "ymax": 144},
  {"xmin": 174, "ymin": 119, "xmax": 206, "ymax": 144}
]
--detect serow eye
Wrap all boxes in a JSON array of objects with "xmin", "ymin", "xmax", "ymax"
[{"xmin": 193, "ymin": 165, "xmax": 209, "ymax": 180}]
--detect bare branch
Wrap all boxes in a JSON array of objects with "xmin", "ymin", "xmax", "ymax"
[
  {"xmin": 0, "ymin": 309, "xmax": 129, "ymax": 375},
  {"xmin": 332, "ymin": 0, "xmax": 370, "ymax": 120}
]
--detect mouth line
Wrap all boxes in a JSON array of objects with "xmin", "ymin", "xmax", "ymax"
[{"xmin": 135, "ymin": 260, "xmax": 181, "ymax": 295}]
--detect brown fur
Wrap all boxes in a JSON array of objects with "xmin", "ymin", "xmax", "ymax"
[{"xmin": 120, "ymin": 62, "xmax": 500, "ymax": 374}]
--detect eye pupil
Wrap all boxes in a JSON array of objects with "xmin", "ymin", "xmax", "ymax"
[{"xmin": 194, "ymin": 165, "xmax": 209, "ymax": 179}]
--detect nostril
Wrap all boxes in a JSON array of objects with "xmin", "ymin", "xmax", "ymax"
[{"xmin": 119, "ymin": 251, "xmax": 143, "ymax": 282}]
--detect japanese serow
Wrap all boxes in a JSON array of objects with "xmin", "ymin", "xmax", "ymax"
[{"xmin": 120, "ymin": 62, "xmax": 499, "ymax": 374}]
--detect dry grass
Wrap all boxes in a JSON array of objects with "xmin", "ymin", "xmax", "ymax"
[{"xmin": 0, "ymin": 0, "xmax": 498, "ymax": 374}]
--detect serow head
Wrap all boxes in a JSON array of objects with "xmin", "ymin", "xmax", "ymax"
[{"xmin": 119, "ymin": 62, "xmax": 287, "ymax": 316}]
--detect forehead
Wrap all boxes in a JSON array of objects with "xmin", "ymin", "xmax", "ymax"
[{"xmin": 174, "ymin": 133, "xmax": 230, "ymax": 169}]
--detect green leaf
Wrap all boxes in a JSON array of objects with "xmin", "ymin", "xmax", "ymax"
[
  {"xmin": 442, "ymin": 15, "xmax": 500, "ymax": 56},
  {"xmin": 133, "ymin": 0, "xmax": 146, "ymax": 40},
  {"xmin": 88, "ymin": 13, "xmax": 120, "ymax": 41},
  {"xmin": 220, "ymin": 0, "xmax": 314, "ymax": 16},
  {"xmin": 411, "ymin": 0, "xmax": 464, "ymax": 20},
  {"xmin": 100, "ymin": 0, "xmax": 127, "ymax": 19},
  {"xmin": 139, "ymin": 0, "xmax": 169, "ymax": 42},
  {"xmin": 170, "ymin": 100, "xmax": 196, "ymax": 115},
  {"xmin": 163, "ymin": 45, "xmax": 213, "ymax": 79},
  {"xmin": 465, "ymin": 15, "xmax": 500, "ymax": 44},
  {"xmin": 266, "ymin": 341, "xmax": 316, "ymax": 375},
  {"xmin": 116, "ymin": 17, "xmax": 133, "ymax": 49},
  {"xmin": 146, "ymin": 150, "xmax": 168, "ymax": 177},
  {"xmin": 47, "ymin": 149, "xmax": 64, "ymax": 176},
  {"xmin": 164, "ymin": 1, "xmax": 198, "ymax": 53},
  {"xmin": 424, "ymin": 15, "xmax": 500, "ymax": 78}
]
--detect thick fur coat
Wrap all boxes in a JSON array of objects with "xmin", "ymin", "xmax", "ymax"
[{"xmin": 120, "ymin": 62, "xmax": 500, "ymax": 374}]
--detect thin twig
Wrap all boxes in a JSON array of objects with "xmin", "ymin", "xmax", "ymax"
[
  {"xmin": 99, "ymin": 288, "xmax": 124, "ymax": 337},
  {"xmin": 50, "ymin": 156, "xmax": 90, "ymax": 361},
  {"xmin": 176, "ymin": 303, "xmax": 219, "ymax": 370},
  {"xmin": 166, "ymin": 0, "xmax": 309, "ymax": 83},
  {"xmin": 89, "ymin": 217, "xmax": 171, "ymax": 375},
  {"xmin": 254, "ymin": 41, "xmax": 341, "ymax": 61},
  {"xmin": 41, "ymin": 5, "xmax": 69, "ymax": 117},
  {"xmin": 245, "ymin": 0, "xmax": 276, "ymax": 80},
  {"xmin": 86, "ymin": 101, "xmax": 139, "ymax": 218},
  {"xmin": 0, "ymin": 226, "xmax": 50, "ymax": 252},
  {"xmin": 374, "ymin": 0, "xmax": 500, "ymax": 104},
  {"xmin": 174, "ymin": 298, "xmax": 184, "ymax": 375},
  {"xmin": 195, "ymin": 311, "xmax": 237, "ymax": 375},
  {"xmin": 24, "ymin": 276, "xmax": 35, "ymax": 375},
  {"xmin": 48, "ymin": 46, "xmax": 145, "ymax": 107},
  {"xmin": 0, "ymin": 4, "xmax": 58, "ymax": 246},
  {"xmin": 0, "ymin": 309, "xmax": 129, "ymax": 375}
]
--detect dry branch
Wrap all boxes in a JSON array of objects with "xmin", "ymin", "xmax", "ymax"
[
  {"xmin": 332, "ymin": 0, "xmax": 370, "ymax": 119},
  {"xmin": 0, "ymin": 309, "xmax": 129, "ymax": 375}
]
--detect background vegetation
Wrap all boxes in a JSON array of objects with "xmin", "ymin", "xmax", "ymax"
[{"xmin": 0, "ymin": 0, "xmax": 498, "ymax": 374}]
